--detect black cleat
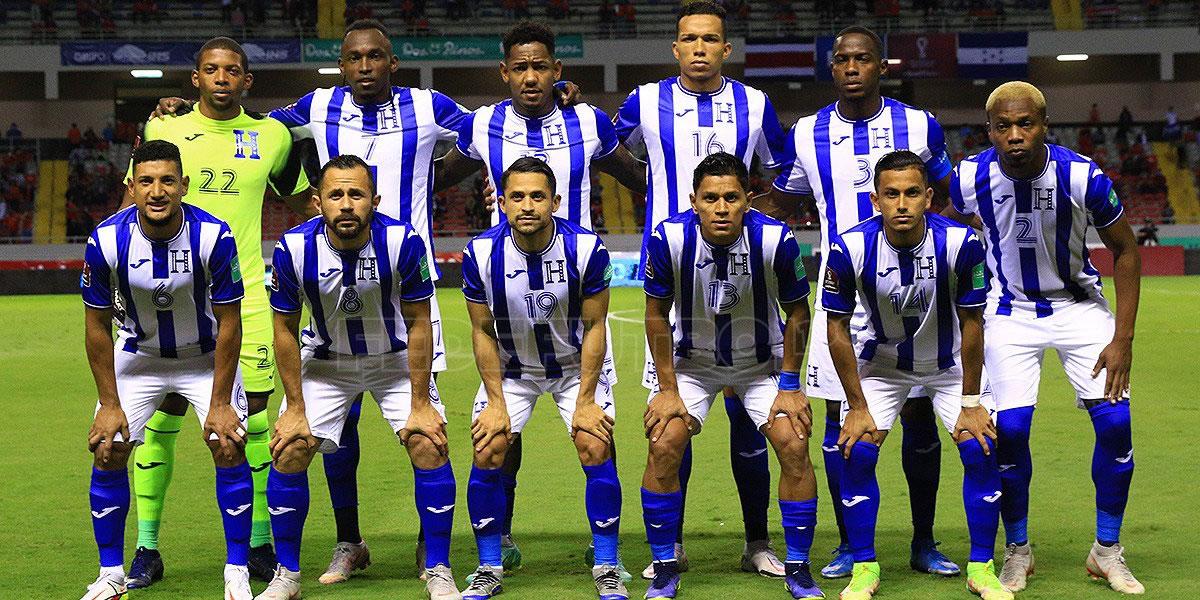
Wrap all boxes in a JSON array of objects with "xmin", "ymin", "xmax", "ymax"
[
  {"xmin": 125, "ymin": 546, "xmax": 164, "ymax": 589},
  {"xmin": 247, "ymin": 543, "xmax": 278, "ymax": 582}
]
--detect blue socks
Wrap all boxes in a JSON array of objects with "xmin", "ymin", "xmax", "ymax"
[
  {"xmin": 900, "ymin": 398, "xmax": 942, "ymax": 542},
  {"xmin": 995, "ymin": 406, "xmax": 1034, "ymax": 545},
  {"xmin": 323, "ymin": 398, "xmax": 361, "ymax": 511},
  {"xmin": 266, "ymin": 467, "xmax": 309, "ymax": 572},
  {"xmin": 216, "ymin": 462, "xmax": 253, "ymax": 566},
  {"xmin": 90, "ymin": 467, "xmax": 130, "ymax": 568},
  {"xmin": 467, "ymin": 465, "xmax": 505, "ymax": 567},
  {"xmin": 821, "ymin": 414, "xmax": 849, "ymax": 545},
  {"xmin": 415, "ymin": 462, "xmax": 456, "ymax": 568},
  {"xmin": 1089, "ymin": 400, "xmax": 1134, "ymax": 545},
  {"xmin": 958, "ymin": 438, "xmax": 1002, "ymax": 563},
  {"xmin": 779, "ymin": 499, "xmax": 817, "ymax": 563},
  {"xmin": 584, "ymin": 459, "xmax": 622, "ymax": 566},
  {"xmin": 500, "ymin": 470, "xmax": 517, "ymax": 537},
  {"xmin": 675, "ymin": 442, "xmax": 693, "ymax": 544},
  {"xmin": 642, "ymin": 488, "xmax": 682, "ymax": 562},
  {"xmin": 725, "ymin": 393, "xmax": 771, "ymax": 542},
  {"xmin": 842, "ymin": 441, "xmax": 881, "ymax": 562}
]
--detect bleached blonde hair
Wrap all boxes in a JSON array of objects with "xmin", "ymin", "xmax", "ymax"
[{"xmin": 986, "ymin": 81, "xmax": 1047, "ymax": 117}]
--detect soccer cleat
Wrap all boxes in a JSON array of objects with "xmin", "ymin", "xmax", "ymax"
[
  {"xmin": 839, "ymin": 562, "xmax": 880, "ymax": 600},
  {"xmin": 966, "ymin": 561, "xmax": 1013, "ymax": 600},
  {"xmin": 910, "ymin": 539, "xmax": 961, "ymax": 576},
  {"xmin": 821, "ymin": 544, "xmax": 854, "ymax": 579},
  {"xmin": 593, "ymin": 564, "xmax": 630, "ymax": 600},
  {"xmin": 785, "ymin": 562, "xmax": 825, "ymax": 599},
  {"xmin": 644, "ymin": 561, "xmax": 680, "ymax": 599},
  {"xmin": 461, "ymin": 565, "xmax": 502, "ymax": 600},
  {"xmin": 640, "ymin": 543, "xmax": 689, "ymax": 580},
  {"xmin": 417, "ymin": 539, "xmax": 428, "ymax": 581},
  {"xmin": 247, "ymin": 544, "xmax": 278, "ymax": 582},
  {"xmin": 425, "ymin": 564, "xmax": 463, "ymax": 600},
  {"xmin": 999, "ymin": 542, "xmax": 1034, "ymax": 592},
  {"xmin": 585, "ymin": 544, "xmax": 634, "ymax": 583},
  {"xmin": 125, "ymin": 546, "xmax": 164, "ymax": 589},
  {"xmin": 501, "ymin": 534, "xmax": 523, "ymax": 573},
  {"xmin": 1086, "ymin": 542, "xmax": 1145, "ymax": 594},
  {"xmin": 224, "ymin": 564, "xmax": 253, "ymax": 600},
  {"xmin": 253, "ymin": 565, "xmax": 301, "ymax": 600},
  {"xmin": 741, "ymin": 539, "xmax": 787, "ymax": 577},
  {"xmin": 81, "ymin": 572, "xmax": 127, "ymax": 600},
  {"xmin": 319, "ymin": 540, "xmax": 372, "ymax": 584}
]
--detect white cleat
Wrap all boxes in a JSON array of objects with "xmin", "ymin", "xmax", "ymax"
[
  {"xmin": 741, "ymin": 539, "xmax": 786, "ymax": 578},
  {"xmin": 999, "ymin": 542, "xmax": 1034, "ymax": 592},
  {"xmin": 641, "ymin": 543, "xmax": 689, "ymax": 580},
  {"xmin": 1087, "ymin": 542, "xmax": 1145, "ymax": 594},
  {"xmin": 320, "ymin": 540, "xmax": 372, "ymax": 584},
  {"xmin": 224, "ymin": 564, "xmax": 253, "ymax": 600},
  {"xmin": 254, "ymin": 565, "xmax": 302, "ymax": 600},
  {"xmin": 81, "ymin": 572, "xmax": 127, "ymax": 600},
  {"xmin": 425, "ymin": 564, "xmax": 463, "ymax": 600}
]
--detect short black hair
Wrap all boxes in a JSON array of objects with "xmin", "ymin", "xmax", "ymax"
[
  {"xmin": 692, "ymin": 152, "xmax": 748, "ymax": 192},
  {"xmin": 872, "ymin": 150, "xmax": 927, "ymax": 189},
  {"xmin": 345, "ymin": 18, "xmax": 389, "ymax": 38},
  {"xmin": 835, "ymin": 25, "xmax": 885, "ymax": 59},
  {"xmin": 678, "ymin": 1, "xmax": 725, "ymax": 34},
  {"xmin": 318, "ymin": 154, "xmax": 375, "ymax": 195},
  {"xmin": 503, "ymin": 21, "xmax": 555, "ymax": 58},
  {"xmin": 196, "ymin": 36, "xmax": 248, "ymax": 71},
  {"xmin": 501, "ymin": 156, "xmax": 557, "ymax": 192},
  {"xmin": 131, "ymin": 140, "xmax": 183, "ymax": 175}
]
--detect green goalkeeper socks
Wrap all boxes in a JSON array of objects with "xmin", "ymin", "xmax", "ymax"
[
  {"xmin": 134, "ymin": 411, "xmax": 183, "ymax": 549},
  {"xmin": 246, "ymin": 410, "xmax": 273, "ymax": 547}
]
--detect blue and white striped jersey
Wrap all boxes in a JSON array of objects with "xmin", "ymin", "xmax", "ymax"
[
  {"xmin": 773, "ymin": 98, "xmax": 953, "ymax": 275},
  {"xmin": 614, "ymin": 76, "xmax": 792, "ymax": 277},
  {"xmin": 461, "ymin": 217, "xmax": 611, "ymax": 380},
  {"xmin": 644, "ymin": 209, "xmax": 810, "ymax": 366},
  {"xmin": 82, "ymin": 204, "xmax": 244, "ymax": 357},
  {"xmin": 269, "ymin": 86, "xmax": 469, "ymax": 273},
  {"xmin": 270, "ymin": 213, "xmax": 435, "ymax": 358},
  {"xmin": 950, "ymin": 144, "xmax": 1123, "ymax": 318},
  {"xmin": 823, "ymin": 213, "xmax": 987, "ymax": 372},
  {"xmin": 456, "ymin": 100, "xmax": 619, "ymax": 229}
]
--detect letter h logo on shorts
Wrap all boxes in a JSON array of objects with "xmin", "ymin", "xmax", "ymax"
[{"xmin": 232, "ymin": 130, "xmax": 261, "ymax": 160}]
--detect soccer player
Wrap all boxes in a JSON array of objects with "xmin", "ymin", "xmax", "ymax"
[
  {"xmin": 641, "ymin": 152, "xmax": 821, "ymax": 599},
  {"xmin": 944, "ymin": 81, "xmax": 1144, "ymax": 594},
  {"xmin": 123, "ymin": 37, "xmax": 311, "ymax": 587},
  {"xmin": 81, "ymin": 140, "xmax": 254, "ymax": 600},
  {"xmin": 260, "ymin": 154, "xmax": 460, "ymax": 600},
  {"xmin": 458, "ymin": 157, "xmax": 626, "ymax": 600},
  {"xmin": 766, "ymin": 26, "xmax": 959, "ymax": 578},
  {"xmin": 824, "ymin": 150, "xmax": 1009, "ymax": 600},
  {"xmin": 612, "ymin": 0, "xmax": 793, "ymax": 577}
]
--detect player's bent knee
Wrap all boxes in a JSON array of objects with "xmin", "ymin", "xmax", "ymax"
[
  {"xmin": 93, "ymin": 442, "xmax": 134, "ymax": 468},
  {"xmin": 405, "ymin": 434, "xmax": 447, "ymax": 470},
  {"xmin": 473, "ymin": 436, "xmax": 510, "ymax": 469},
  {"xmin": 273, "ymin": 439, "xmax": 316, "ymax": 473},
  {"xmin": 574, "ymin": 433, "xmax": 611, "ymax": 466},
  {"xmin": 206, "ymin": 440, "xmax": 247, "ymax": 468}
]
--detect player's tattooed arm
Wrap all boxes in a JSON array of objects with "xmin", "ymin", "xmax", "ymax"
[
  {"xmin": 466, "ymin": 300, "xmax": 512, "ymax": 456},
  {"xmin": 573, "ymin": 289, "xmax": 615, "ymax": 445},
  {"xmin": 270, "ymin": 309, "xmax": 316, "ymax": 459},
  {"xmin": 768, "ymin": 300, "xmax": 813, "ymax": 439},
  {"xmin": 828, "ymin": 311, "xmax": 876, "ymax": 456},
  {"xmin": 953, "ymin": 306, "xmax": 995, "ymax": 452},
  {"xmin": 593, "ymin": 145, "xmax": 648, "ymax": 196},
  {"xmin": 644, "ymin": 294, "xmax": 690, "ymax": 442},
  {"xmin": 432, "ymin": 147, "xmax": 486, "ymax": 194},
  {"xmin": 85, "ymin": 306, "xmax": 128, "ymax": 463},
  {"xmin": 1095, "ymin": 215, "xmax": 1141, "ymax": 402},
  {"xmin": 400, "ymin": 298, "xmax": 448, "ymax": 455},
  {"xmin": 205, "ymin": 301, "xmax": 245, "ymax": 458}
]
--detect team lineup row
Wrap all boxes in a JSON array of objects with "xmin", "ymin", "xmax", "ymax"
[{"xmin": 78, "ymin": 4, "xmax": 1143, "ymax": 600}]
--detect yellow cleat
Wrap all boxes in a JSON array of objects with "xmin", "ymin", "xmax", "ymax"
[
  {"xmin": 967, "ymin": 561, "xmax": 1014, "ymax": 600},
  {"xmin": 839, "ymin": 562, "xmax": 880, "ymax": 600}
]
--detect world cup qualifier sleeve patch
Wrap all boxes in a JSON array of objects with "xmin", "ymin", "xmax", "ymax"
[
  {"xmin": 972, "ymin": 262, "xmax": 985, "ymax": 290},
  {"xmin": 230, "ymin": 255, "xmax": 242, "ymax": 283},
  {"xmin": 794, "ymin": 255, "xmax": 806, "ymax": 280},
  {"xmin": 604, "ymin": 263, "xmax": 614, "ymax": 283},
  {"xmin": 823, "ymin": 266, "xmax": 840, "ymax": 294},
  {"xmin": 419, "ymin": 254, "xmax": 431, "ymax": 282}
]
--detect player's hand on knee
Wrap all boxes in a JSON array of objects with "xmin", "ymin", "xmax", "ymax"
[
  {"xmin": 204, "ymin": 402, "xmax": 247, "ymax": 461},
  {"xmin": 571, "ymin": 401, "xmax": 614, "ymax": 446},
  {"xmin": 1092, "ymin": 338, "xmax": 1132, "ymax": 403},
  {"xmin": 645, "ymin": 390, "xmax": 689, "ymax": 442},
  {"xmin": 471, "ymin": 402, "xmax": 512, "ymax": 453},
  {"xmin": 270, "ymin": 408, "xmax": 315, "ymax": 461},
  {"xmin": 150, "ymin": 96, "xmax": 190, "ymax": 119},
  {"xmin": 953, "ymin": 405, "xmax": 996, "ymax": 454},
  {"xmin": 89, "ymin": 404, "xmax": 130, "ymax": 464},
  {"xmin": 838, "ymin": 407, "xmax": 877, "ymax": 458},
  {"xmin": 403, "ymin": 403, "xmax": 449, "ymax": 457},
  {"xmin": 768, "ymin": 389, "xmax": 812, "ymax": 440}
]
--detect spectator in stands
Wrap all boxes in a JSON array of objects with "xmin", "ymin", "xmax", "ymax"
[
  {"xmin": 131, "ymin": 0, "xmax": 160, "ymax": 22},
  {"xmin": 1078, "ymin": 127, "xmax": 1095, "ymax": 157},
  {"xmin": 1117, "ymin": 105, "xmax": 1134, "ymax": 143},
  {"xmin": 82, "ymin": 126, "xmax": 99, "ymax": 149},
  {"xmin": 67, "ymin": 123, "xmax": 81, "ymax": 147},
  {"xmin": 1136, "ymin": 219, "xmax": 1159, "ymax": 246},
  {"xmin": 616, "ymin": 0, "xmax": 635, "ymax": 33},
  {"xmin": 5, "ymin": 123, "xmax": 21, "ymax": 145},
  {"xmin": 1164, "ymin": 105, "xmax": 1181, "ymax": 140},
  {"xmin": 1089, "ymin": 102, "xmax": 1101, "ymax": 124}
]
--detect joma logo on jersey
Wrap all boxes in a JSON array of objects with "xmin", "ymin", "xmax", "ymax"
[
  {"xmin": 232, "ymin": 130, "xmax": 261, "ymax": 160},
  {"xmin": 543, "ymin": 259, "xmax": 567, "ymax": 283}
]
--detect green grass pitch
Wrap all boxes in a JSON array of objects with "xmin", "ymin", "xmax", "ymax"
[{"xmin": 3, "ymin": 277, "xmax": 1196, "ymax": 598}]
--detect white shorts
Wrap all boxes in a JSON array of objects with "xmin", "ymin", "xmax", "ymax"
[
  {"xmin": 805, "ymin": 308, "xmax": 928, "ymax": 402},
  {"xmin": 287, "ymin": 348, "xmax": 446, "ymax": 453},
  {"xmin": 471, "ymin": 366, "xmax": 617, "ymax": 435},
  {"xmin": 102, "ymin": 351, "xmax": 248, "ymax": 445},
  {"xmin": 839, "ymin": 360, "xmax": 989, "ymax": 434},
  {"xmin": 985, "ymin": 300, "xmax": 1126, "ymax": 412},
  {"xmin": 649, "ymin": 355, "xmax": 784, "ymax": 430},
  {"xmin": 430, "ymin": 294, "xmax": 447, "ymax": 373}
]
